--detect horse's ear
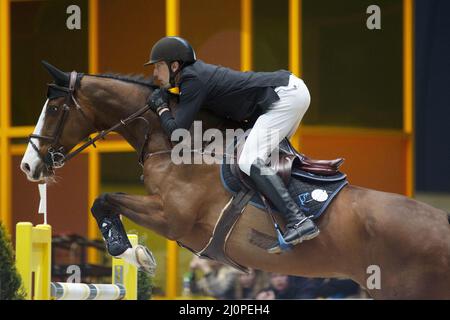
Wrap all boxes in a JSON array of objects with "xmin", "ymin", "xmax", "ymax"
[{"xmin": 41, "ymin": 60, "xmax": 69, "ymax": 87}]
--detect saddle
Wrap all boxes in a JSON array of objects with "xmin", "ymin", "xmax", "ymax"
[
  {"xmin": 231, "ymin": 137, "xmax": 344, "ymax": 188},
  {"xmin": 278, "ymin": 138, "xmax": 344, "ymax": 175},
  {"xmin": 177, "ymin": 136, "xmax": 347, "ymax": 273}
]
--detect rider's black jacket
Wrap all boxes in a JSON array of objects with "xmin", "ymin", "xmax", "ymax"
[{"xmin": 159, "ymin": 60, "xmax": 291, "ymax": 136}]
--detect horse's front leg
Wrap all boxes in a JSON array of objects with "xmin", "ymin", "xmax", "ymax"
[{"xmin": 90, "ymin": 192, "xmax": 164, "ymax": 274}]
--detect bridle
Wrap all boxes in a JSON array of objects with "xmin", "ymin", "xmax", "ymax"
[{"xmin": 28, "ymin": 71, "xmax": 153, "ymax": 170}]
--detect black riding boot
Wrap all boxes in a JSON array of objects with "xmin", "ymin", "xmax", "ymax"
[{"xmin": 249, "ymin": 158, "xmax": 320, "ymax": 249}]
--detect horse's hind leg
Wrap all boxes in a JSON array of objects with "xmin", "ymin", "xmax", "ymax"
[{"xmin": 91, "ymin": 192, "xmax": 164, "ymax": 274}]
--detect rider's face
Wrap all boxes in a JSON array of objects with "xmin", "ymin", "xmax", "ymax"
[{"xmin": 153, "ymin": 61, "xmax": 170, "ymax": 87}]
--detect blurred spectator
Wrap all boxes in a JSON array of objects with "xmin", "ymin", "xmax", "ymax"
[
  {"xmin": 255, "ymin": 274, "xmax": 362, "ymax": 300},
  {"xmin": 289, "ymin": 276, "xmax": 325, "ymax": 299},
  {"xmin": 226, "ymin": 268, "xmax": 269, "ymax": 299},
  {"xmin": 255, "ymin": 273, "xmax": 302, "ymax": 300},
  {"xmin": 186, "ymin": 255, "xmax": 362, "ymax": 300},
  {"xmin": 188, "ymin": 255, "xmax": 239, "ymax": 299},
  {"xmin": 314, "ymin": 278, "xmax": 361, "ymax": 299}
]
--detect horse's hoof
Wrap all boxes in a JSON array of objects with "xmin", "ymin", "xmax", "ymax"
[{"xmin": 134, "ymin": 245, "xmax": 157, "ymax": 276}]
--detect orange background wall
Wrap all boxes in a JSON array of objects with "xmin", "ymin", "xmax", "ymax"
[
  {"xmin": 299, "ymin": 130, "xmax": 408, "ymax": 194},
  {"xmin": 98, "ymin": 0, "xmax": 166, "ymax": 74},
  {"xmin": 180, "ymin": 0, "xmax": 241, "ymax": 70}
]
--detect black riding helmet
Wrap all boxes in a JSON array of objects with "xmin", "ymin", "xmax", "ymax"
[
  {"xmin": 144, "ymin": 36, "xmax": 196, "ymax": 66},
  {"xmin": 144, "ymin": 36, "xmax": 196, "ymax": 88}
]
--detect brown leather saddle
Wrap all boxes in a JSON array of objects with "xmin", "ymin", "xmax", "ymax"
[
  {"xmin": 178, "ymin": 137, "xmax": 345, "ymax": 272},
  {"xmin": 231, "ymin": 137, "xmax": 344, "ymax": 187}
]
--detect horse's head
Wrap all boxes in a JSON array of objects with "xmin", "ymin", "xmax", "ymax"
[{"xmin": 20, "ymin": 61, "xmax": 97, "ymax": 183}]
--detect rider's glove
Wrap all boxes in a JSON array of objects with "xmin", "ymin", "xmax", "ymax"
[{"xmin": 148, "ymin": 88, "xmax": 169, "ymax": 113}]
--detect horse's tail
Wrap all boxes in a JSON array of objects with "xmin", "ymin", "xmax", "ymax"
[{"xmin": 448, "ymin": 212, "xmax": 450, "ymax": 225}]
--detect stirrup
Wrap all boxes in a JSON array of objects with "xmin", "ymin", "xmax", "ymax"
[
  {"xmin": 292, "ymin": 215, "xmax": 315, "ymax": 228},
  {"xmin": 267, "ymin": 223, "xmax": 293, "ymax": 254}
]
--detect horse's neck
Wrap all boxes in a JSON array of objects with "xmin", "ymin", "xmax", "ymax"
[{"xmin": 82, "ymin": 76, "xmax": 171, "ymax": 157}]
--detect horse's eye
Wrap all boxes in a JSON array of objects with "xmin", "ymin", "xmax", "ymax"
[{"xmin": 47, "ymin": 105, "xmax": 59, "ymax": 114}]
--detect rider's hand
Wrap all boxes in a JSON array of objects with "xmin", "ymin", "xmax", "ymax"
[{"xmin": 148, "ymin": 88, "xmax": 169, "ymax": 112}]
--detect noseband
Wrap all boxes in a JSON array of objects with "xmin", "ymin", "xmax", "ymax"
[{"xmin": 28, "ymin": 71, "xmax": 153, "ymax": 170}]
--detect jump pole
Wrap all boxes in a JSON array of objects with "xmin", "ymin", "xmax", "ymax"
[{"xmin": 15, "ymin": 222, "xmax": 138, "ymax": 300}]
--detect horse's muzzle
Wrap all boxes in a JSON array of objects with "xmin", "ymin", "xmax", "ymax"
[{"xmin": 20, "ymin": 159, "xmax": 54, "ymax": 183}]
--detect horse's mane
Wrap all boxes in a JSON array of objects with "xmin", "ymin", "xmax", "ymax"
[{"xmin": 88, "ymin": 73, "xmax": 159, "ymax": 89}]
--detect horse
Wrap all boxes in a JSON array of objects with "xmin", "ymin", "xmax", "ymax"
[{"xmin": 20, "ymin": 62, "xmax": 450, "ymax": 299}]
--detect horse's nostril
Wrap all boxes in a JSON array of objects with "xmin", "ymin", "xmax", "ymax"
[{"xmin": 22, "ymin": 163, "xmax": 31, "ymax": 172}]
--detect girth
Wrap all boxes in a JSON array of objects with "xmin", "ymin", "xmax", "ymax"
[{"xmin": 178, "ymin": 188, "xmax": 254, "ymax": 273}]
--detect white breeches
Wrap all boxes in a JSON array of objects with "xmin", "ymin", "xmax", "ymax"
[{"xmin": 238, "ymin": 74, "xmax": 311, "ymax": 175}]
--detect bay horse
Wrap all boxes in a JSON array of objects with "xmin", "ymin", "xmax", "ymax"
[{"xmin": 20, "ymin": 62, "xmax": 450, "ymax": 299}]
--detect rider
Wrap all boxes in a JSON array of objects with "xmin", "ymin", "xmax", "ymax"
[{"xmin": 145, "ymin": 36, "xmax": 319, "ymax": 250}]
